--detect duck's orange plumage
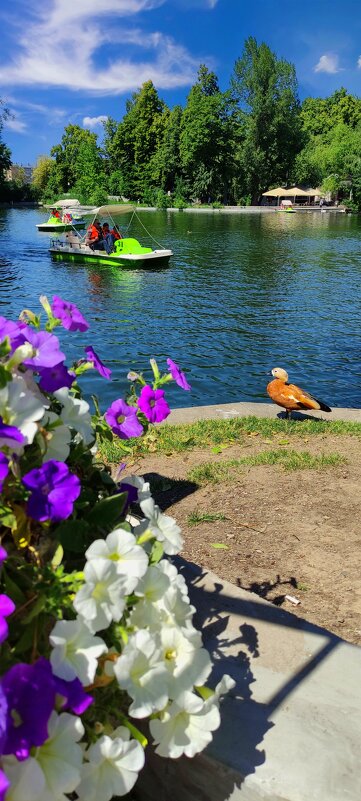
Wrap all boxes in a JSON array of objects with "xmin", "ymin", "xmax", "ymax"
[{"xmin": 267, "ymin": 367, "xmax": 331, "ymax": 418}]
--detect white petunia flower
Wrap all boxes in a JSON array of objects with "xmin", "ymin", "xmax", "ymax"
[
  {"xmin": 3, "ymin": 754, "xmax": 45, "ymax": 801},
  {"xmin": 3, "ymin": 712, "xmax": 84, "ymax": 801},
  {"xmin": 54, "ymin": 387, "xmax": 94, "ymax": 445},
  {"xmin": 157, "ymin": 559, "xmax": 190, "ymax": 597},
  {"xmin": 214, "ymin": 674, "xmax": 236, "ymax": 699},
  {"xmin": 113, "ymin": 629, "xmax": 169, "ymax": 718},
  {"xmin": 118, "ymin": 474, "xmax": 151, "ymax": 504},
  {"xmin": 160, "ymin": 584, "xmax": 196, "ymax": 630},
  {"xmin": 49, "ymin": 618, "xmax": 108, "ymax": 685},
  {"xmin": 138, "ymin": 497, "xmax": 184, "ymax": 555},
  {"xmin": 73, "ymin": 560, "xmax": 126, "ymax": 633},
  {"xmin": 134, "ymin": 564, "xmax": 170, "ymax": 602},
  {"xmin": 77, "ymin": 727, "xmax": 144, "ymax": 801},
  {"xmin": 85, "ymin": 529, "xmax": 148, "ymax": 595},
  {"xmin": 0, "ymin": 374, "xmax": 45, "ymax": 446},
  {"xmin": 129, "ymin": 564, "xmax": 194, "ymax": 633},
  {"xmin": 149, "ymin": 690, "xmax": 221, "ymax": 758},
  {"xmin": 21, "ymin": 369, "xmax": 49, "ymax": 405},
  {"xmin": 41, "ymin": 411, "xmax": 72, "ymax": 462},
  {"xmin": 159, "ymin": 626, "xmax": 212, "ymax": 695}
]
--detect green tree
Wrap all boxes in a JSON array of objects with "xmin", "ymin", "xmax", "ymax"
[
  {"xmin": 72, "ymin": 136, "xmax": 106, "ymax": 204},
  {"xmin": 31, "ymin": 155, "xmax": 54, "ymax": 197},
  {"xmin": 150, "ymin": 105, "xmax": 183, "ymax": 194},
  {"xmin": 109, "ymin": 81, "xmax": 168, "ymax": 200},
  {"xmin": 294, "ymin": 89, "xmax": 361, "ymax": 208},
  {"xmin": 180, "ymin": 65, "xmax": 233, "ymax": 203},
  {"xmin": 0, "ymin": 100, "xmax": 12, "ymax": 198},
  {"xmin": 231, "ymin": 37, "xmax": 302, "ymax": 203},
  {"xmin": 50, "ymin": 125, "xmax": 105, "ymax": 200},
  {"xmin": 300, "ymin": 88, "xmax": 361, "ymax": 137}
]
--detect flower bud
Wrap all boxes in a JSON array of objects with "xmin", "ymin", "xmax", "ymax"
[{"xmin": 7, "ymin": 342, "xmax": 33, "ymax": 369}]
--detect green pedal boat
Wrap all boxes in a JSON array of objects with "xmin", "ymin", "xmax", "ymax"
[{"xmin": 48, "ymin": 204, "xmax": 172, "ymax": 269}]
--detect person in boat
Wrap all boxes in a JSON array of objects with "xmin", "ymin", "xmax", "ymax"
[
  {"xmin": 51, "ymin": 208, "xmax": 61, "ymax": 219},
  {"xmin": 62, "ymin": 211, "xmax": 73, "ymax": 223},
  {"xmin": 110, "ymin": 224, "xmax": 122, "ymax": 241},
  {"xmin": 101, "ymin": 222, "xmax": 113, "ymax": 254},
  {"xmin": 86, "ymin": 219, "xmax": 103, "ymax": 250}
]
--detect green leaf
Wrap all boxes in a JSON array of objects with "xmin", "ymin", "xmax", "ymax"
[
  {"xmin": 86, "ymin": 492, "xmax": 127, "ymax": 528},
  {"xmin": 0, "ymin": 505, "xmax": 17, "ymax": 529},
  {"xmin": 149, "ymin": 540, "xmax": 164, "ymax": 564},
  {"xmin": 51, "ymin": 544, "xmax": 64, "ymax": 568},
  {"xmin": 14, "ymin": 621, "xmax": 36, "ymax": 654},
  {"xmin": 210, "ymin": 542, "xmax": 229, "ymax": 550},
  {"xmin": 0, "ymin": 365, "xmax": 11, "ymax": 388},
  {"xmin": 23, "ymin": 595, "xmax": 46, "ymax": 623},
  {"xmin": 55, "ymin": 519, "xmax": 91, "ymax": 552},
  {"xmin": 2, "ymin": 569, "xmax": 26, "ymax": 605},
  {"xmin": 211, "ymin": 442, "xmax": 230, "ymax": 454}
]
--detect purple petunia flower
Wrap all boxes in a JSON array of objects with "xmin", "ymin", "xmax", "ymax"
[
  {"xmin": 38, "ymin": 363, "xmax": 75, "ymax": 393},
  {"xmin": 85, "ymin": 346, "xmax": 112, "ymax": 380},
  {"xmin": 1, "ymin": 658, "xmax": 55, "ymax": 760},
  {"xmin": 0, "ymin": 770, "xmax": 9, "ymax": 801},
  {"xmin": 0, "ymin": 417, "xmax": 25, "ymax": 450},
  {"xmin": 137, "ymin": 385, "xmax": 171, "ymax": 424},
  {"xmin": 19, "ymin": 329, "xmax": 65, "ymax": 370},
  {"xmin": 22, "ymin": 460, "xmax": 81, "ymax": 522},
  {"xmin": 105, "ymin": 399, "xmax": 143, "ymax": 440},
  {"xmin": 54, "ymin": 675, "xmax": 93, "ymax": 715},
  {"xmin": 167, "ymin": 358, "xmax": 192, "ymax": 391},
  {"xmin": 0, "ymin": 454, "xmax": 9, "ymax": 494},
  {"xmin": 0, "ymin": 546, "xmax": 7, "ymax": 565},
  {"xmin": 0, "ymin": 594, "xmax": 15, "ymax": 645},
  {"xmin": 51, "ymin": 295, "xmax": 89, "ymax": 332},
  {"xmin": 0, "ymin": 684, "xmax": 9, "ymax": 800},
  {"xmin": 1, "ymin": 658, "xmax": 92, "ymax": 762},
  {"xmin": 0, "ymin": 317, "xmax": 27, "ymax": 351}
]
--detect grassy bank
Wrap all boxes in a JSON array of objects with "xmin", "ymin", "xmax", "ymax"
[{"xmin": 99, "ymin": 415, "xmax": 361, "ymax": 463}]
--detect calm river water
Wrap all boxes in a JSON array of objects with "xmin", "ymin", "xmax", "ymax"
[{"xmin": 1, "ymin": 206, "xmax": 361, "ymax": 410}]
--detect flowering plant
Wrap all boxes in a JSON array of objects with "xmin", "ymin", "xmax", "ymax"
[{"xmin": 0, "ymin": 296, "xmax": 234, "ymax": 801}]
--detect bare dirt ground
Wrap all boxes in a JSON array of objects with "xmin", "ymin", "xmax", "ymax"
[{"xmin": 127, "ymin": 433, "xmax": 361, "ymax": 645}]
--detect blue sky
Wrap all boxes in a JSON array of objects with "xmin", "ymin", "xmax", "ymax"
[{"xmin": 1, "ymin": 0, "xmax": 360, "ymax": 166}]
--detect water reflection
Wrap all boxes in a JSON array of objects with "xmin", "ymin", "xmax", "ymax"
[{"xmin": 0, "ymin": 207, "xmax": 361, "ymax": 409}]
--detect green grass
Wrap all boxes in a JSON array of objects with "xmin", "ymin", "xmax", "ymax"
[
  {"xmin": 98, "ymin": 415, "xmax": 361, "ymax": 462},
  {"xmin": 188, "ymin": 449, "xmax": 346, "ymax": 484},
  {"xmin": 187, "ymin": 511, "xmax": 227, "ymax": 526}
]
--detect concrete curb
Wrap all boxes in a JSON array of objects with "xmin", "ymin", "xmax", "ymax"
[
  {"xmin": 136, "ymin": 560, "xmax": 361, "ymax": 801},
  {"xmin": 165, "ymin": 401, "xmax": 361, "ymax": 426}
]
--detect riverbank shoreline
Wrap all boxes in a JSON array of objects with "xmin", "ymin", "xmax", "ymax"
[
  {"xmin": 165, "ymin": 400, "xmax": 361, "ymax": 425},
  {"xmin": 0, "ymin": 201, "xmax": 349, "ymax": 214}
]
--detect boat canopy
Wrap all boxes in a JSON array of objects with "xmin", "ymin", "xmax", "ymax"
[
  {"xmin": 45, "ymin": 198, "xmax": 81, "ymax": 209},
  {"xmin": 88, "ymin": 204, "xmax": 135, "ymax": 217}
]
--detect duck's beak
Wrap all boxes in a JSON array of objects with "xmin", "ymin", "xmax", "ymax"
[{"xmin": 266, "ymin": 370, "xmax": 273, "ymax": 376}]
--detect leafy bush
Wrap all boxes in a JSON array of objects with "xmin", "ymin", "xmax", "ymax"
[{"xmin": 0, "ymin": 298, "xmax": 233, "ymax": 801}]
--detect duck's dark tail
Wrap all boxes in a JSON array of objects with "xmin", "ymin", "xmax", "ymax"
[{"xmin": 315, "ymin": 397, "xmax": 332, "ymax": 413}]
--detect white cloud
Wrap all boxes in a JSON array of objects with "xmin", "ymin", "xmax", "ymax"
[
  {"xmin": 83, "ymin": 115, "xmax": 108, "ymax": 128},
  {"xmin": 3, "ymin": 110, "xmax": 27, "ymax": 133},
  {"xmin": 314, "ymin": 53, "xmax": 342, "ymax": 74},
  {"xmin": 357, "ymin": 55, "xmax": 361, "ymax": 68},
  {"xmin": 0, "ymin": 0, "xmax": 200, "ymax": 94}
]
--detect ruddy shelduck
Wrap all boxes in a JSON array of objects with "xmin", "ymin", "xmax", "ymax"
[{"xmin": 267, "ymin": 368, "xmax": 332, "ymax": 419}]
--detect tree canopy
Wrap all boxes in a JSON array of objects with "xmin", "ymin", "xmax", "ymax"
[{"xmin": 1, "ymin": 39, "xmax": 360, "ymax": 208}]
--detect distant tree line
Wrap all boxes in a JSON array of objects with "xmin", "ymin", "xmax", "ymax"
[{"xmin": 1, "ymin": 38, "xmax": 361, "ymax": 209}]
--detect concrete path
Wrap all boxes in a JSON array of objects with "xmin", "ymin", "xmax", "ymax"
[
  {"xmin": 165, "ymin": 401, "xmax": 361, "ymax": 426},
  {"xmin": 136, "ymin": 561, "xmax": 361, "ymax": 801}
]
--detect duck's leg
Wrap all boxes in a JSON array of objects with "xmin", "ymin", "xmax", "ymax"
[{"xmin": 285, "ymin": 409, "xmax": 292, "ymax": 420}]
